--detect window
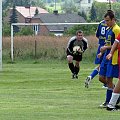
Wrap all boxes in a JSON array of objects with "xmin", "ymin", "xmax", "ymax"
[{"xmin": 88, "ymin": 0, "xmax": 91, "ymax": 3}]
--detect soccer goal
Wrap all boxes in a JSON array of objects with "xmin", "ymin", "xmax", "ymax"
[{"xmin": 10, "ymin": 22, "xmax": 99, "ymax": 62}]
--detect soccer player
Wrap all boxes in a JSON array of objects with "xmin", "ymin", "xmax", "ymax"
[
  {"xmin": 106, "ymin": 33, "xmax": 120, "ymax": 111},
  {"xmin": 98, "ymin": 10, "xmax": 120, "ymax": 108},
  {"xmin": 66, "ymin": 30, "xmax": 88, "ymax": 79},
  {"xmin": 85, "ymin": 20, "xmax": 107, "ymax": 88}
]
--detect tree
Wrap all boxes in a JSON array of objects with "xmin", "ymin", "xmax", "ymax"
[
  {"xmin": 9, "ymin": 4, "xmax": 17, "ymax": 24},
  {"xmin": 34, "ymin": 8, "xmax": 39, "ymax": 16},
  {"xmin": 81, "ymin": 11, "xmax": 87, "ymax": 20},
  {"xmin": 24, "ymin": 0, "xmax": 30, "ymax": 6},
  {"xmin": 89, "ymin": 3, "xmax": 97, "ymax": 21},
  {"xmin": 9, "ymin": 4, "xmax": 19, "ymax": 33},
  {"xmin": 61, "ymin": 0, "xmax": 77, "ymax": 13}
]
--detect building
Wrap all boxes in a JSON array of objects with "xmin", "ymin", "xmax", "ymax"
[
  {"xmin": 78, "ymin": 0, "xmax": 93, "ymax": 14},
  {"xmin": 78, "ymin": 0, "xmax": 116, "ymax": 14},
  {"xmin": 95, "ymin": 0, "xmax": 116, "ymax": 2},
  {"xmin": 4, "ymin": 6, "xmax": 49, "ymax": 23},
  {"xmin": 31, "ymin": 11, "xmax": 86, "ymax": 35}
]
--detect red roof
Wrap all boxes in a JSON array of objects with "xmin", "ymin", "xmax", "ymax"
[{"xmin": 16, "ymin": 6, "xmax": 48, "ymax": 18}]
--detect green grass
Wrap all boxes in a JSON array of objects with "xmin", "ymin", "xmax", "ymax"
[{"xmin": 0, "ymin": 60, "xmax": 120, "ymax": 120}]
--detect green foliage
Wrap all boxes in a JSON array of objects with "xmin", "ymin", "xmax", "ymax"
[
  {"xmin": 2, "ymin": 23, "xmax": 11, "ymax": 36},
  {"xmin": 89, "ymin": 3, "xmax": 97, "ymax": 21},
  {"xmin": 65, "ymin": 24, "xmax": 98, "ymax": 36},
  {"xmin": 78, "ymin": 11, "xmax": 87, "ymax": 21},
  {"xmin": 9, "ymin": 4, "xmax": 18, "ymax": 24},
  {"xmin": 34, "ymin": 8, "xmax": 39, "ymax": 16},
  {"xmin": 90, "ymin": 2, "xmax": 120, "ymax": 21},
  {"xmin": 17, "ymin": 27, "xmax": 34, "ymax": 36},
  {"xmin": 61, "ymin": 0, "xmax": 77, "ymax": 13},
  {"xmin": 9, "ymin": 4, "xmax": 19, "ymax": 33}
]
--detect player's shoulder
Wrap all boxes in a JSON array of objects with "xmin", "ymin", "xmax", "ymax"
[
  {"xmin": 69, "ymin": 36, "xmax": 76, "ymax": 41},
  {"xmin": 82, "ymin": 37, "xmax": 88, "ymax": 47},
  {"xmin": 99, "ymin": 20, "xmax": 105, "ymax": 24},
  {"xmin": 99, "ymin": 20, "xmax": 107, "ymax": 27},
  {"xmin": 112, "ymin": 24, "xmax": 120, "ymax": 33},
  {"xmin": 113, "ymin": 24, "xmax": 120, "ymax": 30},
  {"xmin": 112, "ymin": 24, "xmax": 120, "ymax": 37},
  {"xmin": 83, "ymin": 37, "xmax": 88, "ymax": 42}
]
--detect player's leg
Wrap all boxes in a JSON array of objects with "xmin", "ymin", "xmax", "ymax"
[
  {"xmin": 90, "ymin": 65, "xmax": 100, "ymax": 79},
  {"xmin": 99, "ymin": 76, "xmax": 109, "ymax": 108},
  {"xmin": 73, "ymin": 54, "xmax": 82, "ymax": 79},
  {"xmin": 85, "ymin": 65, "xmax": 99, "ymax": 88},
  {"xmin": 100, "ymin": 64, "xmax": 118, "ymax": 108},
  {"xmin": 74, "ymin": 61, "xmax": 80, "ymax": 79},
  {"xmin": 88, "ymin": 45, "xmax": 101, "ymax": 80},
  {"xmin": 101, "ymin": 77, "xmax": 113, "ymax": 107},
  {"xmin": 99, "ymin": 64, "xmax": 109, "ymax": 107},
  {"xmin": 107, "ymin": 80, "xmax": 120, "ymax": 111},
  {"xmin": 67, "ymin": 55, "xmax": 75, "ymax": 78}
]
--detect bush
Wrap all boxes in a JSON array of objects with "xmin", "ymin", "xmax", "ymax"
[
  {"xmin": 65, "ymin": 24, "xmax": 98, "ymax": 36},
  {"xmin": 16, "ymin": 27, "xmax": 34, "ymax": 36},
  {"xmin": 2, "ymin": 35, "xmax": 97, "ymax": 62}
]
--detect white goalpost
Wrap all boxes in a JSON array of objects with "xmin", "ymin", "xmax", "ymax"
[
  {"xmin": 11, "ymin": 22, "xmax": 99, "ymax": 62},
  {"xmin": 0, "ymin": 1, "xmax": 2, "ymax": 70}
]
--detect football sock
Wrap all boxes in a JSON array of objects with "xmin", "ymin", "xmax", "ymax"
[
  {"xmin": 68, "ymin": 63, "xmax": 75, "ymax": 74},
  {"xmin": 105, "ymin": 88, "xmax": 113, "ymax": 103},
  {"xmin": 74, "ymin": 66, "xmax": 79, "ymax": 75},
  {"xmin": 90, "ymin": 68, "xmax": 99, "ymax": 79},
  {"xmin": 109, "ymin": 93, "xmax": 120, "ymax": 107}
]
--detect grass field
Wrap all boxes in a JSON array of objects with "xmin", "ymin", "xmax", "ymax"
[{"xmin": 0, "ymin": 60, "xmax": 120, "ymax": 120}]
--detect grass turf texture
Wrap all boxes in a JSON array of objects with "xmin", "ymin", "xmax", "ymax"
[{"xmin": 0, "ymin": 61, "xmax": 120, "ymax": 120}]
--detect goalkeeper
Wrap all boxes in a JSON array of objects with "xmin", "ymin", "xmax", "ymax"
[{"xmin": 66, "ymin": 30, "xmax": 88, "ymax": 79}]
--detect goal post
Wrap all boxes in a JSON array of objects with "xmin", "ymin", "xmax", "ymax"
[
  {"xmin": 0, "ymin": 1, "xmax": 2, "ymax": 70},
  {"xmin": 11, "ymin": 22, "xmax": 99, "ymax": 62}
]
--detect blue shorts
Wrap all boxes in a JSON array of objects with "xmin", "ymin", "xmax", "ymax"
[
  {"xmin": 99, "ymin": 63, "xmax": 119, "ymax": 78},
  {"xmin": 95, "ymin": 45, "xmax": 104, "ymax": 64}
]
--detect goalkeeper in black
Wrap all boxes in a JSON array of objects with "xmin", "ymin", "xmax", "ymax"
[{"xmin": 66, "ymin": 30, "xmax": 88, "ymax": 79}]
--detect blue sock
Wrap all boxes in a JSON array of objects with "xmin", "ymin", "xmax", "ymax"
[
  {"xmin": 105, "ymin": 88, "xmax": 113, "ymax": 103},
  {"xmin": 90, "ymin": 69, "xmax": 99, "ymax": 79}
]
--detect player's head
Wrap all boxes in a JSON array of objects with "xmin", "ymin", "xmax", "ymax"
[
  {"xmin": 76, "ymin": 30, "xmax": 83, "ymax": 40},
  {"xmin": 107, "ymin": 9, "xmax": 114, "ymax": 14},
  {"xmin": 104, "ymin": 10, "xmax": 116, "ymax": 27}
]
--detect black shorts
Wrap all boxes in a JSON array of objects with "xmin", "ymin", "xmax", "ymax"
[{"xmin": 66, "ymin": 49, "xmax": 82, "ymax": 61}]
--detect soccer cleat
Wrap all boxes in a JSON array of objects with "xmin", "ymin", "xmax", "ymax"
[
  {"xmin": 99, "ymin": 102, "xmax": 108, "ymax": 108},
  {"xmin": 75, "ymin": 74, "xmax": 78, "ymax": 79},
  {"xmin": 72, "ymin": 74, "xmax": 75, "ymax": 79},
  {"xmin": 106, "ymin": 104, "xmax": 116, "ymax": 111},
  {"xmin": 72, "ymin": 73, "xmax": 78, "ymax": 79},
  {"xmin": 102, "ymin": 84, "xmax": 108, "ymax": 89},
  {"xmin": 85, "ymin": 76, "xmax": 92, "ymax": 88}
]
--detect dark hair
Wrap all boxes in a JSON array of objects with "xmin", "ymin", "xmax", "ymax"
[
  {"xmin": 104, "ymin": 10, "xmax": 115, "ymax": 20},
  {"xmin": 107, "ymin": 9, "xmax": 114, "ymax": 13},
  {"xmin": 76, "ymin": 30, "xmax": 83, "ymax": 35}
]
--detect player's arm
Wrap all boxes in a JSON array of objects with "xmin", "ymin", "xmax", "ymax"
[
  {"xmin": 106, "ymin": 28, "xmax": 120, "ymax": 60},
  {"xmin": 82, "ymin": 37, "xmax": 88, "ymax": 52},
  {"xmin": 66, "ymin": 37, "xmax": 75, "ymax": 54},
  {"xmin": 96, "ymin": 23, "xmax": 101, "ymax": 38},
  {"xmin": 106, "ymin": 40, "xmax": 118, "ymax": 60},
  {"xmin": 97, "ymin": 45, "xmax": 111, "ymax": 58}
]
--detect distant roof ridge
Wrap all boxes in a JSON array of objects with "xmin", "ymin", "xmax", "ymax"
[{"xmin": 14, "ymin": 6, "xmax": 48, "ymax": 18}]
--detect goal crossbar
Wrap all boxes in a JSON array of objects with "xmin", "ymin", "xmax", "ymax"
[{"xmin": 12, "ymin": 22, "xmax": 99, "ymax": 26}]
